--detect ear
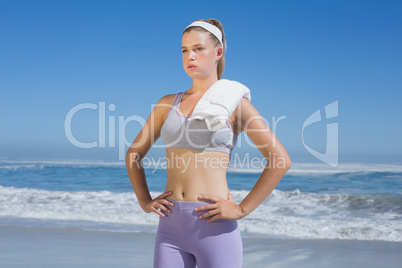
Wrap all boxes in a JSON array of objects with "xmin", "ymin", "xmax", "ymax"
[{"xmin": 216, "ymin": 46, "xmax": 224, "ymax": 60}]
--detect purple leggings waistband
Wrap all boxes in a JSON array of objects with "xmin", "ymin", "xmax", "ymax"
[{"xmin": 165, "ymin": 198, "xmax": 214, "ymax": 210}]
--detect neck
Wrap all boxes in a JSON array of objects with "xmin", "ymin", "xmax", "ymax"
[{"xmin": 188, "ymin": 75, "xmax": 219, "ymax": 94}]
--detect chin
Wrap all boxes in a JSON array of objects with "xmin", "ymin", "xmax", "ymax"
[
  {"xmin": 187, "ymin": 72, "xmax": 210, "ymax": 80},
  {"xmin": 186, "ymin": 73, "xmax": 201, "ymax": 79}
]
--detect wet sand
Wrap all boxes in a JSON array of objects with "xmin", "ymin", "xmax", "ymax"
[{"xmin": 1, "ymin": 225, "xmax": 401, "ymax": 268}]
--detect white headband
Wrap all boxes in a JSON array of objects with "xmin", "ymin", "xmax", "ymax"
[{"xmin": 184, "ymin": 21, "xmax": 224, "ymax": 48}]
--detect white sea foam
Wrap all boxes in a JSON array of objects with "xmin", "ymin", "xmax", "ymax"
[
  {"xmin": 0, "ymin": 159, "xmax": 124, "ymax": 167},
  {"xmin": 1, "ymin": 159, "xmax": 402, "ymax": 175},
  {"xmin": 287, "ymin": 163, "xmax": 402, "ymax": 175},
  {"xmin": 0, "ymin": 164, "xmax": 47, "ymax": 171},
  {"xmin": 0, "ymin": 186, "xmax": 400, "ymax": 242},
  {"xmin": 0, "ymin": 186, "xmax": 158, "ymax": 226},
  {"xmin": 229, "ymin": 163, "xmax": 402, "ymax": 175}
]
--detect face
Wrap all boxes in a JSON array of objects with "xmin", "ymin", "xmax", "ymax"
[{"xmin": 181, "ymin": 30, "xmax": 223, "ymax": 79}]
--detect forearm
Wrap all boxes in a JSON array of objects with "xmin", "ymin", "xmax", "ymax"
[
  {"xmin": 125, "ymin": 151, "xmax": 152, "ymax": 210},
  {"xmin": 239, "ymin": 164, "xmax": 290, "ymax": 217}
]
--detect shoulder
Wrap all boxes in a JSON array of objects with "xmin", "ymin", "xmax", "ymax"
[
  {"xmin": 234, "ymin": 97, "xmax": 262, "ymax": 127},
  {"xmin": 153, "ymin": 93, "xmax": 179, "ymax": 110},
  {"xmin": 151, "ymin": 93, "xmax": 182, "ymax": 123},
  {"xmin": 157, "ymin": 92, "xmax": 181, "ymax": 105},
  {"xmin": 230, "ymin": 97, "xmax": 256, "ymax": 133},
  {"xmin": 235, "ymin": 96, "xmax": 256, "ymax": 115}
]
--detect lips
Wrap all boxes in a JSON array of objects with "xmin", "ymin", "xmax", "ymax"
[{"xmin": 187, "ymin": 64, "xmax": 197, "ymax": 68}]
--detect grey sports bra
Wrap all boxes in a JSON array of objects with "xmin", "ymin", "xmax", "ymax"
[{"xmin": 160, "ymin": 92, "xmax": 239, "ymax": 155}]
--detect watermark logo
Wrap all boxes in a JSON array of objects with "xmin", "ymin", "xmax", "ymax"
[
  {"xmin": 64, "ymin": 101, "xmax": 147, "ymax": 159},
  {"xmin": 127, "ymin": 151, "xmax": 286, "ymax": 173},
  {"xmin": 302, "ymin": 101, "xmax": 338, "ymax": 167},
  {"xmin": 64, "ymin": 100, "xmax": 339, "ymax": 167}
]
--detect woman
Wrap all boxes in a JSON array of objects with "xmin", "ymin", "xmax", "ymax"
[{"xmin": 126, "ymin": 18, "xmax": 292, "ymax": 268}]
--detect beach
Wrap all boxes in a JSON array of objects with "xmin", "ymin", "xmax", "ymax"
[
  {"xmin": 1, "ymin": 160, "xmax": 401, "ymax": 267},
  {"xmin": 2, "ymin": 0, "xmax": 402, "ymax": 266},
  {"xmin": 1, "ymin": 225, "xmax": 401, "ymax": 268}
]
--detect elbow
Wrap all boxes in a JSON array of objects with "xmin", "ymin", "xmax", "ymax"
[
  {"xmin": 283, "ymin": 160, "xmax": 292, "ymax": 179},
  {"xmin": 125, "ymin": 149, "xmax": 132, "ymax": 166},
  {"xmin": 125, "ymin": 148, "xmax": 133, "ymax": 161},
  {"xmin": 274, "ymin": 157, "xmax": 291, "ymax": 177},
  {"xmin": 285, "ymin": 155, "xmax": 292, "ymax": 170},
  {"xmin": 283, "ymin": 153, "xmax": 292, "ymax": 171},
  {"xmin": 125, "ymin": 149, "xmax": 142, "ymax": 170},
  {"xmin": 276, "ymin": 153, "xmax": 292, "ymax": 173},
  {"xmin": 264, "ymin": 150, "xmax": 292, "ymax": 173},
  {"xmin": 125, "ymin": 150, "xmax": 133, "ymax": 170},
  {"xmin": 285, "ymin": 159, "xmax": 292, "ymax": 172}
]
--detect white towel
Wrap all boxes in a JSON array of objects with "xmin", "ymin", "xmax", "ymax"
[{"xmin": 187, "ymin": 79, "xmax": 251, "ymax": 131}]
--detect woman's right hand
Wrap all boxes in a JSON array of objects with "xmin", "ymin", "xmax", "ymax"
[{"xmin": 143, "ymin": 191, "xmax": 175, "ymax": 217}]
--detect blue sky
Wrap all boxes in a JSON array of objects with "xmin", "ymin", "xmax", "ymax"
[{"xmin": 1, "ymin": 0, "xmax": 401, "ymax": 164}]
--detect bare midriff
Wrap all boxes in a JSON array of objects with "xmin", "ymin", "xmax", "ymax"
[{"xmin": 164, "ymin": 147, "xmax": 230, "ymax": 201}]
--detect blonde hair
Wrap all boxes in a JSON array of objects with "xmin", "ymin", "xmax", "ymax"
[{"xmin": 183, "ymin": 19, "xmax": 226, "ymax": 80}]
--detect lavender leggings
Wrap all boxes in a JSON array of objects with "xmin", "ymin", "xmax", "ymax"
[{"xmin": 154, "ymin": 198, "xmax": 243, "ymax": 268}]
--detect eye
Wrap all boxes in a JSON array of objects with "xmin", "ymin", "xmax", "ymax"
[{"xmin": 182, "ymin": 49, "xmax": 187, "ymax": 53}]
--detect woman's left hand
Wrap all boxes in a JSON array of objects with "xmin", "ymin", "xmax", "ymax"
[{"xmin": 195, "ymin": 189, "xmax": 244, "ymax": 222}]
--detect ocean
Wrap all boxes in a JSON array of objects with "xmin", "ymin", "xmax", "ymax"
[{"xmin": 1, "ymin": 159, "xmax": 401, "ymax": 242}]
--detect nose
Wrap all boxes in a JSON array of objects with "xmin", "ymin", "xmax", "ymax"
[{"xmin": 188, "ymin": 50, "xmax": 196, "ymax": 60}]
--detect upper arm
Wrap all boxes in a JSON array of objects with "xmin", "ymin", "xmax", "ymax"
[
  {"xmin": 236, "ymin": 97, "xmax": 292, "ymax": 167},
  {"xmin": 125, "ymin": 94, "xmax": 175, "ymax": 160}
]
